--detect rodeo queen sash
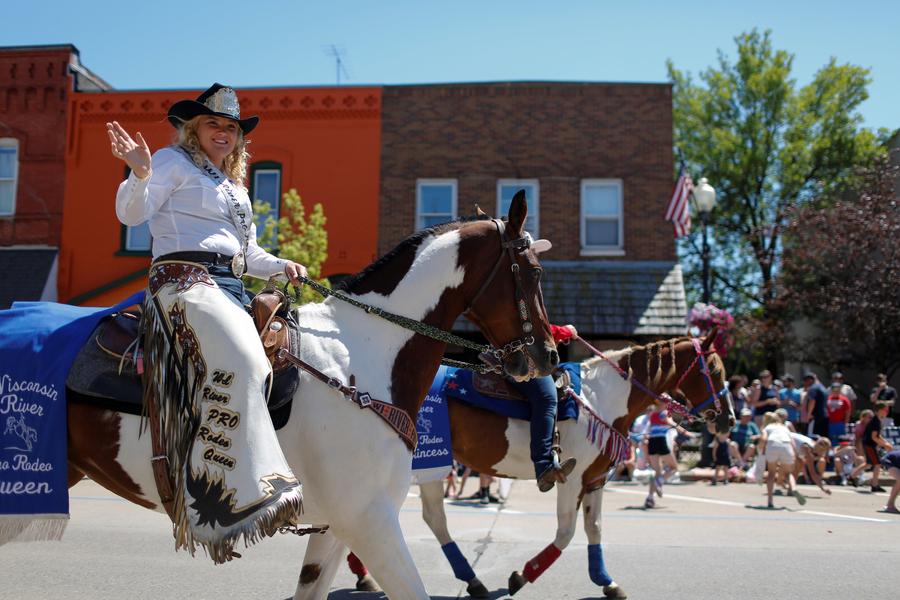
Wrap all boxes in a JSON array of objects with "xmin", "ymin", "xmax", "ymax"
[
  {"xmin": 175, "ymin": 145, "xmax": 250, "ymax": 276},
  {"xmin": 411, "ymin": 365, "xmax": 454, "ymax": 484},
  {"xmin": 0, "ymin": 292, "xmax": 144, "ymax": 543},
  {"xmin": 143, "ymin": 265, "xmax": 302, "ymax": 561}
]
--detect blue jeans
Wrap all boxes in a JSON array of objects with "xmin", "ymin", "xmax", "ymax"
[
  {"xmin": 207, "ymin": 265, "xmax": 251, "ymax": 309},
  {"xmin": 510, "ymin": 375, "xmax": 558, "ymax": 479}
]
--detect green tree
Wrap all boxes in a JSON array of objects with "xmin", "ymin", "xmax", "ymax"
[
  {"xmin": 668, "ymin": 29, "xmax": 883, "ymax": 366},
  {"xmin": 245, "ymin": 188, "xmax": 330, "ymax": 304},
  {"xmin": 779, "ymin": 155, "xmax": 900, "ymax": 377}
]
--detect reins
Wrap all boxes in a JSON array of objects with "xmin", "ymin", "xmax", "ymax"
[{"xmin": 287, "ymin": 219, "xmax": 539, "ymax": 375}]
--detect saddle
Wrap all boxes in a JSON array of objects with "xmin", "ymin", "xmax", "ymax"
[
  {"xmin": 67, "ymin": 285, "xmax": 301, "ymax": 429},
  {"xmin": 472, "ymin": 369, "xmax": 573, "ymax": 404}
]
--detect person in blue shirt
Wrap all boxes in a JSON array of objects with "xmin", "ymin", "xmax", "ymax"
[
  {"xmin": 730, "ymin": 408, "xmax": 761, "ymax": 468},
  {"xmin": 779, "ymin": 374, "xmax": 802, "ymax": 426}
]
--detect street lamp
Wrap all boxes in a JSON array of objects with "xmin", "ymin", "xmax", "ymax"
[{"xmin": 693, "ymin": 177, "xmax": 717, "ymax": 304}]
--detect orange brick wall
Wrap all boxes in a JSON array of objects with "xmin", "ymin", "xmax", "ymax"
[{"xmin": 61, "ymin": 86, "xmax": 382, "ymax": 304}]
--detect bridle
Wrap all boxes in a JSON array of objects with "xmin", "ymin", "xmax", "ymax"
[
  {"xmin": 289, "ymin": 218, "xmax": 545, "ymax": 375},
  {"xmin": 463, "ymin": 219, "xmax": 542, "ymax": 364},
  {"xmin": 671, "ymin": 338, "xmax": 725, "ymax": 421},
  {"xmin": 578, "ymin": 337, "xmax": 726, "ymax": 424}
]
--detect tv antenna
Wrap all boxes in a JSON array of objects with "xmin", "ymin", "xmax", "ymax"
[{"xmin": 323, "ymin": 45, "xmax": 349, "ymax": 85}]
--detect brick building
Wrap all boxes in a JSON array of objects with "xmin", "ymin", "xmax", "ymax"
[
  {"xmin": 380, "ymin": 82, "xmax": 686, "ymax": 351},
  {"xmin": 0, "ymin": 44, "xmax": 109, "ymax": 308}
]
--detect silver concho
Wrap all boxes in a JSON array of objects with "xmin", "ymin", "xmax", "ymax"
[
  {"xmin": 205, "ymin": 87, "xmax": 241, "ymax": 119},
  {"xmin": 231, "ymin": 252, "xmax": 246, "ymax": 278}
]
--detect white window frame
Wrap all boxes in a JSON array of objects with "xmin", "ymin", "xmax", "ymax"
[
  {"xmin": 253, "ymin": 168, "xmax": 282, "ymax": 215},
  {"xmin": 496, "ymin": 179, "xmax": 539, "ymax": 237},
  {"xmin": 580, "ymin": 178, "xmax": 625, "ymax": 256},
  {"xmin": 416, "ymin": 179, "xmax": 457, "ymax": 230},
  {"xmin": 0, "ymin": 138, "xmax": 20, "ymax": 217}
]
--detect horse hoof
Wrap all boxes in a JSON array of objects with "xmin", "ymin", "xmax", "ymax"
[
  {"xmin": 466, "ymin": 577, "xmax": 490, "ymax": 598},
  {"xmin": 356, "ymin": 574, "xmax": 381, "ymax": 592},
  {"xmin": 604, "ymin": 583, "xmax": 627, "ymax": 598},
  {"xmin": 508, "ymin": 571, "xmax": 526, "ymax": 596}
]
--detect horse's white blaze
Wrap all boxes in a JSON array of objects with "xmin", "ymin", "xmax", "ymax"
[{"xmin": 580, "ymin": 356, "xmax": 631, "ymax": 426}]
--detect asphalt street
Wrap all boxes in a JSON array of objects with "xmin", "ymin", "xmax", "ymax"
[{"xmin": 1, "ymin": 477, "xmax": 898, "ymax": 599}]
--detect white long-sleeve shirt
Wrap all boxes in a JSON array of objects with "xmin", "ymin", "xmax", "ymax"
[{"xmin": 115, "ymin": 146, "xmax": 286, "ymax": 279}]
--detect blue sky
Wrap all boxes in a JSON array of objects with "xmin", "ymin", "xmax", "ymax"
[{"xmin": 5, "ymin": 1, "xmax": 897, "ymax": 131}]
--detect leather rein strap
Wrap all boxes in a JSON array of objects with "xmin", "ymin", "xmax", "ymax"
[{"xmin": 276, "ymin": 349, "xmax": 418, "ymax": 451}]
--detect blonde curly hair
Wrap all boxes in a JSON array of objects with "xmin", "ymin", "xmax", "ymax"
[{"xmin": 174, "ymin": 116, "xmax": 249, "ymax": 186}]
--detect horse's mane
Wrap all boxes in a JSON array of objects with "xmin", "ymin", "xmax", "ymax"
[
  {"xmin": 336, "ymin": 214, "xmax": 493, "ymax": 294},
  {"xmin": 582, "ymin": 337, "xmax": 694, "ymax": 385}
]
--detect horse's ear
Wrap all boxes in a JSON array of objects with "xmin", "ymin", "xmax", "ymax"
[
  {"xmin": 474, "ymin": 204, "xmax": 487, "ymax": 218},
  {"xmin": 702, "ymin": 326, "xmax": 719, "ymax": 350},
  {"xmin": 507, "ymin": 189, "xmax": 528, "ymax": 236}
]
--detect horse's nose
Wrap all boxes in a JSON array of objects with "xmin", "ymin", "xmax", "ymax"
[
  {"xmin": 728, "ymin": 415, "xmax": 736, "ymax": 428},
  {"xmin": 548, "ymin": 347, "xmax": 559, "ymax": 369}
]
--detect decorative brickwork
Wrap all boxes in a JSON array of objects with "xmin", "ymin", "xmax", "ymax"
[{"xmin": 0, "ymin": 46, "xmax": 77, "ymax": 246}]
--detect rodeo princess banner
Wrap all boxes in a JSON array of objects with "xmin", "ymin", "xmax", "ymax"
[
  {"xmin": 0, "ymin": 292, "xmax": 144, "ymax": 542},
  {"xmin": 411, "ymin": 365, "xmax": 453, "ymax": 483}
]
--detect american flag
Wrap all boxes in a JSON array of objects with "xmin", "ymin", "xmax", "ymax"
[{"xmin": 665, "ymin": 166, "xmax": 693, "ymax": 238}]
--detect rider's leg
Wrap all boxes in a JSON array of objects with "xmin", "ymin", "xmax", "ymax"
[{"xmin": 511, "ymin": 375, "xmax": 559, "ymax": 478}]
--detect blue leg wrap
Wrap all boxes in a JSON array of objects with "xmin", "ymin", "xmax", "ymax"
[
  {"xmin": 588, "ymin": 544, "xmax": 613, "ymax": 587},
  {"xmin": 442, "ymin": 542, "xmax": 476, "ymax": 582}
]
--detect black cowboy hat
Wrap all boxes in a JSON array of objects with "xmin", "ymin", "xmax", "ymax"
[{"xmin": 167, "ymin": 83, "xmax": 259, "ymax": 134}]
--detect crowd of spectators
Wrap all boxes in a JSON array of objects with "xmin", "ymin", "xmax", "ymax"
[{"xmin": 617, "ymin": 371, "xmax": 899, "ymax": 514}]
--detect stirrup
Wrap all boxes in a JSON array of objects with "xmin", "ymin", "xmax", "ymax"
[{"xmin": 537, "ymin": 454, "xmax": 577, "ymax": 492}]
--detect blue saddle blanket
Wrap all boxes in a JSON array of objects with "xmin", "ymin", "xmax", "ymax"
[
  {"xmin": 0, "ymin": 291, "xmax": 144, "ymax": 538},
  {"xmin": 440, "ymin": 362, "xmax": 581, "ymax": 421}
]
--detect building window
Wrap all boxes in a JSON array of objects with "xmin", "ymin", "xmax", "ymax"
[
  {"xmin": 0, "ymin": 139, "xmax": 19, "ymax": 217},
  {"xmin": 416, "ymin": 179, "xmax": 457, "ymax": 230},
  {"xmin": 581, "ymin": 179, "xmax": 624, "ymax": 255},
  {"xmin": 251, "ymin": 162, "xmax": 282, "ymax": 247},
  {"xmin": 119, "ymin": 166, "xmax": 152, "ymax": 254},
  {"xmin": 497, "ymin": 179, "xmax": 538, "ymax": 237}
]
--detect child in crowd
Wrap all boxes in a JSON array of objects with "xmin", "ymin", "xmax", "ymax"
[
  {"xmin": 854, "ymin": 410, "xmax": 874, "ymax": 460},
  {"xmin": 758, "ymin": 412, "xmax": 802, "ymax": 508},
  {"xmin": 863, "ymin": 403, "xmax": 894, "ymax": 493},
  {"xmin": 791, "ymin": 433, "xmax": 833, "ymax": 496},
  {"xmin": 833, "ymin": 441, "xmax": 864, "ymax": 486},
  {"xmin": 644, "ymin": 400, "xmax": 690, "ymax": 509},
  {"xmin": 826, "ymin": 383, "xmax": 852, "ymax": 445},
  {"xmin": 711, "ymin": 430, "xmax": 734, "ymax": 485},
  {"xmin": 730, "ymin": 408, "xmax": 760, "ymax": 468},
  {"xmin": 879, "ymin": 450, "xmax": 900, "ymax": 514}
]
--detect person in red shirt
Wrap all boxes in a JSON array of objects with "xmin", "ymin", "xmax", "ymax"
[
  {"xmin": 826, "ymin": 383, "xmax": 852, "ymax": 445},
  {"xmin": 510, "ymin": 324, "xmax": 578, "ymax": 492}
]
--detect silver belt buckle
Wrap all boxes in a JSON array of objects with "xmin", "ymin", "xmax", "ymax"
[{"xmin": 230, "ymin": 251, "xmax": 246, "ymax": 278}]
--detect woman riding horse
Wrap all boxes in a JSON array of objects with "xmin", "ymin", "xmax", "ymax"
[{"xmin": 108, "ymin": 83, "xmax": 306, "ymax": 560}]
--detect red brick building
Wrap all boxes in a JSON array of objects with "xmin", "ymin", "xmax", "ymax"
[
  {"xmin": 0, "ymin": 44, "xmax": 109, "ymax": 307},
  {"xmin": 380, "ymin": 82, "xmax": 686, "ymax": 350}
]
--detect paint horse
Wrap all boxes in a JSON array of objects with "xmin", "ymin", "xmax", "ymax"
[
  {"xmin": 383, "ymin": 334, "xmax": 731, "ymax": 598},
  {"xmin": 65, "ymin": 194, "xmax": 558, "ymax": 600}
]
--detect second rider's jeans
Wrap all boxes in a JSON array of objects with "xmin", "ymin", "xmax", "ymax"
[{"xmin": 510, "ymin": 375, "xmax": 558, "ymax": 479}]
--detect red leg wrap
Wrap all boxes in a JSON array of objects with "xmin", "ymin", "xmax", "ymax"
[
  {"xmin": 347, "ymin": 552, "xmax": 368, "ymax": 577},
  {"xmin": 522, "ymin": 543, "xmax": 562, "ymax": 583}
]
